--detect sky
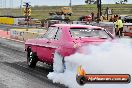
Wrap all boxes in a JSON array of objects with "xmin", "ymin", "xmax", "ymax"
[{"xmin": 1, "ymin": 0, "xmax": 132, "ymax": 8}]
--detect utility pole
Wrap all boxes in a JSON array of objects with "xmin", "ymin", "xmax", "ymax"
[
  {"xmin": 21, "ymin": 0, "xmax": 23, "ymax": 16},
  {"xmin": 10, "ymin": 0, "xmax": 13, "ymax": 16},
  {"xmin": 0, "ymin": 0, "xmax": 2, "ymax": 15},
  {"xmin": 69, "ymin": 0, "xmax": 72, "ymax": 7},
  {"xmin": 97, "ymin": 0, "xmax": 102, "ymax": 18},
  {"xmin": 3, "ymin": 0, "xmax": 6, "ymax": 16}
]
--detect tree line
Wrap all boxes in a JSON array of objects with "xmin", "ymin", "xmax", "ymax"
[{"xmin": 85, "ymin": 0, "xmax": 128, "ymax": 4}]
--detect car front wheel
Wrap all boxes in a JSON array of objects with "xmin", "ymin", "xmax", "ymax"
[{"xmin": 27, "ymin": 51, "xmax": 38, "ymax": 68}]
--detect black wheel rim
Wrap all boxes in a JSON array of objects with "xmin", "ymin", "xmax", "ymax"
[{"xmin": 28, "ymin": 52, "xmax": 33, "ymax": 65}]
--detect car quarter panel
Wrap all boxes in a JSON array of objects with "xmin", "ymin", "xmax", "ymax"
[{"xmin": 25, "ymin": 39, "xmax": 37, "ymax": 53}]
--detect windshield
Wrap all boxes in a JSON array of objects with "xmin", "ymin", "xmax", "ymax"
[{"xmin": 70, "ymin": 28, "xmax": 111, "ymax": 39}]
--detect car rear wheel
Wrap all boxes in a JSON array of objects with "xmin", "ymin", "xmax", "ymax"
[
  {"xmin": 53, "ymin": 52, "xmax": 66, "ymax": 73},
  {"xmin": 27, "ymin": 51, "xmax": 38, "ymax": 68}
]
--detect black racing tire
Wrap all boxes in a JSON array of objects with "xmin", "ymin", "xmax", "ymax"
[{"xmin": 27, "ymin": 50, "xmax": 38, "ymax": 68}]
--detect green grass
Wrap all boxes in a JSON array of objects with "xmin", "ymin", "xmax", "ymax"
[{"xmin": 0, "ymin": 4, "xmax": 132, "ymax": 20}]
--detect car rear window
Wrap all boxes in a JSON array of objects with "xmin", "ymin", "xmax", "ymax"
[{"xmin": 70, "ymin": 28, "xmax": 111, "ymax": 39}]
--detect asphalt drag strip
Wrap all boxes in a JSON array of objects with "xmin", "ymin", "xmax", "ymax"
[{"xmin": 0, "ymin": 38, "xmax": 67, "ymax": 88}]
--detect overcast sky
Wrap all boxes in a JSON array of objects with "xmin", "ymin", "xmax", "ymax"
[
  {"xmin": 19, "ymin": 0, "xmax": 132, "ymax": 6},
  {"xmin": 1, "ymin": 0, "xmax": 132, "ymax": 8}
]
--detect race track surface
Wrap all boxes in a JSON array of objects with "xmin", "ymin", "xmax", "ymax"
[{"xmin": 0, "ymin": 38, "xmax": 66, "ymax": 88}]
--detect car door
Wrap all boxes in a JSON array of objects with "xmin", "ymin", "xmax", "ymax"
[
  {"xmin": 46, "ymin": 29, "xmax": 62, "ymax": 64},
  {"xmin": 36, "ymin": 27, "xmax": 58, "ymax": 63}
]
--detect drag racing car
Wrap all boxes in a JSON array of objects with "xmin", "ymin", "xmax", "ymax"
[{"xmin": 25, "ymin": 24, "xmax": 114, "ymax": 72}]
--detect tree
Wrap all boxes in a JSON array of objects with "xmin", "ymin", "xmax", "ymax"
[
  {"xmin": 93, "ymin": 1, "xmax": 97, "ymax": 4},
  {"xmin": 115, "ymin": 0, "xmax": 128, "ymax": 4},
  {"xmin": 85, "ymin": 0, "xmax": 96, "ymax": 4},
  {"xmin": 124, "ymin": 0, "xmax": 128, "ymax": 2}
]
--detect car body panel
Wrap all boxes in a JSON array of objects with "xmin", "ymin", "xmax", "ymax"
[{"xmin": 25, "ymin": 24, "xmax": 113, "ymax": 65}]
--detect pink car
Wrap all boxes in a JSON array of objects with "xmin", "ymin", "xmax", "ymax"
[{"xmin": 25, "ymin": 24, "xmax": 113, "ymax": 72}]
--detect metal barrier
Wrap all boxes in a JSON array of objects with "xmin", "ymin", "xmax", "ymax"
[{"xmin": 10, "ymin": 28, "xmax": 47, "ymax": 41}]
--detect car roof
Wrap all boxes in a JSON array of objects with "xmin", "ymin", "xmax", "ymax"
[{"xmin": 51, "ymin": 24, "xmax": 103, "ymax": 29}]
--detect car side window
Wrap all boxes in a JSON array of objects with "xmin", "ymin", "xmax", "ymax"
[
  {"xmin": 54, "ymin": 29, "xmax": 62, "ymax": 40},
  {"xmin": 43, "ymin": 27, "xmax": 58, "ymax": 39},
  {"xmin": 41, "ymin": 29, "xmax": 52, "ymax": 38}
]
